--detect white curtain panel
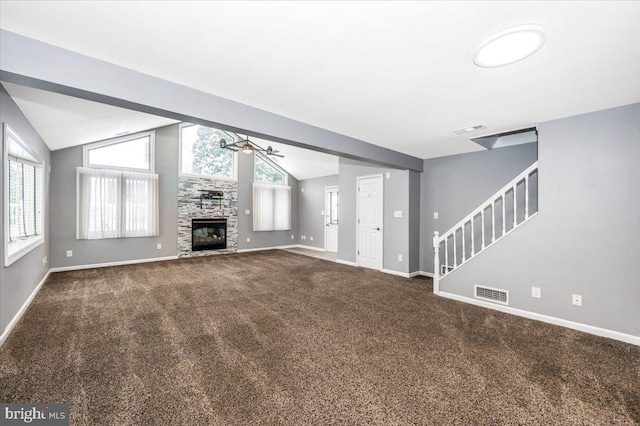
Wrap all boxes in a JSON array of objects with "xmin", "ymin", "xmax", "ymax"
[
  {"xmin": 122, "ymin": 170, "xmax": 159, "ymax": 237},
  {"xmin": 253, "ymin": 183, "xmax": 291, "ymax": 231},
  {"xmin": 77, "ymin": 167, "xmax": 159, "ymax": 239}
]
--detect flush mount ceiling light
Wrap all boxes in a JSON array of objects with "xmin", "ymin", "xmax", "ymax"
[{"xmin": 474, "ymin": 24, "xmax": 545, "ymax": 68}]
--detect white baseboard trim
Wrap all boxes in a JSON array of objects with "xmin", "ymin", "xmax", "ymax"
[
  {"xmin": 295, "ymin": 244, "xmax": 326, "ymax": 252},
  {"xmin": 381, "ymin": 268, "xmax": 422, "ymax": 278},
  {"xmin": 419, "ymin": 271, "xmax": 435, "ymax": 278},
  {"xmin": 49, "ymin": 256, "xmax": 179, "ymax": 272},
  {"xmin": 238, "ymin": 245, "xmax": 298, "ymax": 253},
  {"xmin": 336, "ymin": 259, "xmax": 357, "ymax": 267},
  {"xmin": 0, "ymin": 270, "xmax": 51, "ymax": 347},
  {"xmin": 438, "ymin": 291, "xmax": 640, "ymax": 346}
]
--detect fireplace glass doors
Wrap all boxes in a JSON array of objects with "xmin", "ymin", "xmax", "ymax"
[{"xmin": 192, "ymin": 218, "xmax": 227, "ymax": 251}]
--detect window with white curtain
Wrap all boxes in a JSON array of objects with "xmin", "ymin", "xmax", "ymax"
[
  {"xmin": 4, "ymin": 124, "xmax": 45, "ymax": 266},
  {"xmin": 76, "ymin": 167, "xmax": 159, "ymax": 240},
  {"xmin": 253, "ymin": 182, "xmax": 291, "ymax": 231}
]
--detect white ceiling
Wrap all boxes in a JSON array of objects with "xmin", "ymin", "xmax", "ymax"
[
  {"xmin": 2, "ymin": 82, "xmax": 178, "ymax": 150},
  {"xmin": 2, "ymin": 82, "xmax": 339, "ymax": 180},
  {"xmin": 1, "ymin": 1, "xmax": 640, "ymax": 160},
  {"xmin": 246, "ymin": 137, "xmax": 339, "ymax": 181}
]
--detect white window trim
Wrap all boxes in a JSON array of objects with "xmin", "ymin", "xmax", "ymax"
[
  {"xmin": 178, "ymin": 122, "xmax": 238, "ymax": 181},
  {"xmin": 83, "ymin": 130, "xmax": 156, "ymax": 173},
  {"xmin": 254, "ymin": 151, "xmax": 289, "ymax": 185},
  {"xmin": 3, "ymin": 124, "xmax": 45, "ymax": 267}
]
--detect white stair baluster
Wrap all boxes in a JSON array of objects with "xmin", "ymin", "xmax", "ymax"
[
  {"xmin": 445, "ymin": 237, "xmax": 449, "ymax": 275},
  {"xmin": 502, "ymin": 194, "xmax": 506, "ymax": 236},
  {"xmin": 471, "ymin": 219, "xmax": 475, "ymax": 256},
  {"xmin": 481, "ymin": 210, "xmax": 485, "ymax": 249},
  {"xmin": 513, "ymin": 184, "xmax": 517, "ymax": 228},
  {"xmin": 491, "ymin": 201, "xmax": 496, "ymax": 243},
  {"xmin": 461, "ymin": 225, "xmax": 466, "ymax": 262},
  {"xmin": 453, "ymin": 231, "xmax": 457, "ymax": 267},
  {"xmin": 525, "ymin": 175, "xmax": 530, "ymax": 219},
  {"xmin": 433, "ymin": 232, "xmax": 440, "ymax": 294}
]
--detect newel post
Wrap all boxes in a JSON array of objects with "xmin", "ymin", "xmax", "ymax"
[{"xmin": 433, "ymin": 231, "xmax": 440, "ymax": 294}]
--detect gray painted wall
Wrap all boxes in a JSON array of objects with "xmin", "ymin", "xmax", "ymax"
[
  {"xmin": 298, "ymin": 174, "xmax": 339, "ymax": 250},
  {"xmin": 0, "ymin": 84, "xmax": 51, "ymax": 335},
  {"xmin": 50, "ymin": 124, "xmax": 179, "ymax": 268},
  {"xmin": 236, "ymin": 151, "xmax": 299, "ymax": 250},
  {"xmin": 0, "ymin": 30, "xmax": 423, "ymax": 172},
  {"xmin": 420, "ymin": 143, "xmax": 539, "ymax": 273},
  {"xmin": 408, "ymin": 170, "xmax": 421, "ymax": 273},
  {"xmin": 440, "ymin": 103, "xmax": 640, "ymax": 337},
  {"xmin": 338, "ymin": 158, "xmax": 416, "ymax": 274}
]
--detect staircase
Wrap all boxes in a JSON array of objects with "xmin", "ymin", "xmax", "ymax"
[{"xmin": 432, "ymin": 161, "xmax": 539, "ymax": 293}]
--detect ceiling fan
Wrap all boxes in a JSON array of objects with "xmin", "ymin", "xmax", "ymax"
[{"xmin": 219, "ymin": 136, "xmax": 284, "ymax": 158}]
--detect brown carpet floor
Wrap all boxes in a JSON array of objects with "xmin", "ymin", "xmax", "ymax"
[{"xmin": 1, "ymin": 250, "xmax": 639, "ymax": 425}]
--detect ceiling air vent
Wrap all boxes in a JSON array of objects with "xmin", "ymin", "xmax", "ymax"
[
  {"xmin": 474, "ymin": 285, "xmax": 509, "ymax": 305},
  {"xmin": 454, "ymin": 124, "xmax": 487, "ymax": 135}
]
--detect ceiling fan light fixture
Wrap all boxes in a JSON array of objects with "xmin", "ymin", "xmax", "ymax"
[
  {"xmin": 474, "ymin": 24, "xmax": 545, "ymax": 68},
  {"xmin": 241, "ymin": 142, "xmax": 254, "ymax": 154}
]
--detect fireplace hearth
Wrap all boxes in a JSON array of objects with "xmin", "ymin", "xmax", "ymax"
[{"xmin": 192, "ymin": 218, "xmax": 227, "ymax": 251}]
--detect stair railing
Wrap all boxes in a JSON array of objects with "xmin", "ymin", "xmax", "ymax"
[{"xmin": 433, "ymin": 161, "xmax": 538, "ymax": 294}]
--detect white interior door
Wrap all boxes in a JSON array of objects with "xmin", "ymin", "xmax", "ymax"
[
  {"xmin": 325, "ymin": 186, "xmax": 339, "ymax": 253},
  {"xmin": 357, "ymin": 175, "xmax": 383, "ymax": 270}
]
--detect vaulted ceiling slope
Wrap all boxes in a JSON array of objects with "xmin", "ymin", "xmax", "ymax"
[{"xmin": 1, "ymin": 1, "xmax": 639, "ymax": 159}]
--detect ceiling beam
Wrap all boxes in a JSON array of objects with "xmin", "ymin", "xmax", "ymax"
[{"xmin": 0, "ymin": 30, "xmax": 423, "ymax": 172}]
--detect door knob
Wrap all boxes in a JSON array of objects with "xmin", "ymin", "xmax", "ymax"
[{"xmin": 375, "ymin": 227, "xmax": 380, "ymax": 231}]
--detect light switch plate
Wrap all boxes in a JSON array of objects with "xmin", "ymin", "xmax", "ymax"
[
  {"xmin": 434, "ymin": 212, "xmax": 439, "ymax": 219},
  {"xmin": 394, "ymin": 210, "xmax": 403, "ymax": 218},
  {"xmin": 321, "ymin": 210, "xmax": 325, "ymax": 216},
  {"xmin": 385, "ymin": 172, "xmax": 390, "ymax": 179},
  {"xmin": 245, "ymin": 209, "xmax": 250, "ymax": 215}
]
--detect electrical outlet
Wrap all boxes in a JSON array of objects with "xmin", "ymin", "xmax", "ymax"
[
  {"xmin": 398, "ymin": 254, "xmax": 403, "ymax": 262},
  {"xmin": 572, "ymin": 294, "xmax": 582, "ymax": 306},
  {"xmin": 245, "ymin": 209, "xmax": 250, "ymax": 215},
  {"xmin": 66, "ymin": 250, "xmax": 73, "ymax": 257},
  {"xmin": 42, "ymin": 256, "xmax": 47, "ymax": 267},
  {"xmin": 434, "ymin": 212, "xmax": 439, "ymax": 219},
  {"xmin": 531, "ymin": 287, "xmax": 541, "ymax": 298},
  {"xmin": 246, "ymin": 237, "xmax": 251, "ymax": 243},
  {"xmin": 157, "ymin": 243, "xmax": 162, "ymax": 250}
]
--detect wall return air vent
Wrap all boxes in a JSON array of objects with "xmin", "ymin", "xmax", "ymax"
[{"xmin": 474, "ymin": 285, "xmax": 509, "ymax": 305}]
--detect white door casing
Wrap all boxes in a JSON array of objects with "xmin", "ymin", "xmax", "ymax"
[
  {"xmin": 357, "ymin": 175, "xmax": 383, "ymax": 270},
  {"xmin": 325, "ymin": 186, "xmax": 339, "ymax": 253}
]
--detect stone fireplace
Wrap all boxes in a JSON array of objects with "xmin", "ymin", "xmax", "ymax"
[{"xmin": 178, "ymin": 175, "xmax": 238, "ymax": 257}]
